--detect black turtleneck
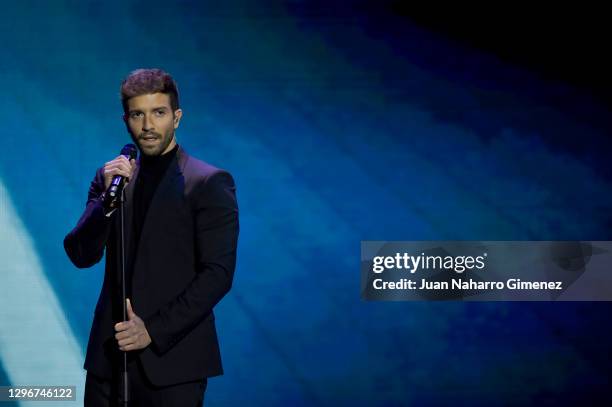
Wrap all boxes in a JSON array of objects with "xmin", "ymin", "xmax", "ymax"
[
  {"xmin": 133, "ymin": 143, "xmax": 179, "ymax": 254},
  {"xmin": 123, "ymin": 144, "xmax": 178, "ymax": 363}
]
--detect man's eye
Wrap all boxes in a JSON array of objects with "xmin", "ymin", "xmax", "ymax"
[
  {"xmin": 130, "ymin": 113, "xmax": 143, "ymax": 119},
  {"xmin": 155, "ymin": 110, "xmax": 166, "ymax": 116}
]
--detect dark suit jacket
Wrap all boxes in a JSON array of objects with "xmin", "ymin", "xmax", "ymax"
[{"xmin": 64, "ymin": 146, "xmax": 239, "ymax": 386}]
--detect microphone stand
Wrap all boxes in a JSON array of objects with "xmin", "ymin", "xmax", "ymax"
[
  {"xmin": 102, "ymin": 143, "xmax": 137, "ymax": 406},
  {"xmin": 104, "ymin": 184, "xmax": 130, "ymax": 405},
  {"xmin": 118, "ymin": 187, "xmax": 129, "ymax": 406}
]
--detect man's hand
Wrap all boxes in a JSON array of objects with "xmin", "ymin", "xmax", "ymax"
[
  {"xmin": 114, "ymin": 298, "xmax": 152, "ymax": 352},
  {"xmin": 103, "ymin": 156, "xmax": 136, "ymax": 190}
]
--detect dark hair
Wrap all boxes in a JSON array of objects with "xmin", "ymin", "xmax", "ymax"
[{"xmin": 120, "ymin": 68, "xmax": 179, "ymax": 114}]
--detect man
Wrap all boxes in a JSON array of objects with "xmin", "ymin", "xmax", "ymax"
[{"xmin": 64, "ymin": 68, "xmax": 239, "ymax": 406}]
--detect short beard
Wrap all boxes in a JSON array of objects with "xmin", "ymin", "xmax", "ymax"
[
  {"xmin": 131, "ymin": 131, "xmax": 175, "ymax": 157},
  {"xmin": 155, "ymin": 132, "xmax": 175, "ymax": 156}
]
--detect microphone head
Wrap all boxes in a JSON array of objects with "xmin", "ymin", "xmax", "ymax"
[{"xmin": 120, "ymin": 143, "xmax": 138, "ymax": 160}]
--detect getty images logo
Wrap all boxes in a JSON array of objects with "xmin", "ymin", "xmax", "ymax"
[{"xmin": 372, "ymin": 252, "xmax": 488, "ymax": 274}]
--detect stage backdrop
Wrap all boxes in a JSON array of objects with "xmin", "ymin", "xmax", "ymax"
[{"xmin": 1, "ymin": 1, "xmax": 611, "ymax": 406}]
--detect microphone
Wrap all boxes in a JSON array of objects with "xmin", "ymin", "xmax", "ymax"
[{"xmin": 107, "ymin": 144, "xmax": 138, "ymax": 199}]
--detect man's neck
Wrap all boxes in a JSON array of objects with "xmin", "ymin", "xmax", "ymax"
[{"xmin": 141, "ymin": 144, "xmax": 179, "ymax": 169}]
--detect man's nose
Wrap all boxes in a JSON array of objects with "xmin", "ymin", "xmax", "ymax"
[{"xmin": 142, "ymin": 114, "xmax": 154, "ymax": 131}]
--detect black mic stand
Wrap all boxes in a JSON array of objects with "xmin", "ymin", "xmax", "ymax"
[
  {"xmin": 103, "ymin": 143, "xmax": 137, "ymax": 406},
  {"xmin": 105, "ymin": 185, "xmax": 130, "ymax": 406},
  {"xmin": 119, "ymin": 187, "xmax": 129, "ymax": 406}
]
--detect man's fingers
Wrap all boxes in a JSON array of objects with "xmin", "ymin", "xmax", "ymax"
[
  {"xmin": 126, "ymin": 298, "xmax": 136, "ymax": 320},
  {"xmin": 115, "ymin": 330, "xmax": 133, "ymax": 340},
  {"xmin": 106, "ymin": 157, "xmax": 132, "ymax": 172},
  {"xmin": 113, "ymin": 299, "xmax": 146, "ymax": 352},
  {"xmin": 118, "ymin": 337, "xmax": 136, "ymax": 347},
  {"xmin": 116, "ymin": 155, "xmax": 129, "ymax": 163},
  {"xmin": 103, "ymin": 156, "xmax": 136, "ymax": 189},
  {"xmin": 104, "ymin": 167, "xmax": 131, "ymax": 178},
  {"xmin": 107, "ymin": 162, "xmax": 132, "ymax": 173},
  {"xmin": 114, "ymin": 320, "xmax": 134, "ymax": 332}
]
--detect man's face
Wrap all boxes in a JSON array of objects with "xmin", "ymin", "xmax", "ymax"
[{"xmin": 124, "ymin": 93, "xmax": 182, "ymax": 156}]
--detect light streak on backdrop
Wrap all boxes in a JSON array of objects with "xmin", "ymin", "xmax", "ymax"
[{"xmin": 0, "ymin": 180, "xmax": 84, "ymax": 406}]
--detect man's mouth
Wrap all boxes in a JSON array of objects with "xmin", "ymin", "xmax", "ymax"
[{"xmin": 140, "ymin": 134, "xmax": 159, "ymax": 141}]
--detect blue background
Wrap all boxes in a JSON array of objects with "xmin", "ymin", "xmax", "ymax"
[{"xmin": 1, "ymin": 1, "xmax": 611, "ymax": 406}]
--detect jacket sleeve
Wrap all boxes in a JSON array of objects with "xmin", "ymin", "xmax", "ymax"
[
  {"xmin": 144, "ymin": 170, "xmax": 239, "ymax": 355},
  {"xmin": 63, "ymin": 167, "xmax": 113, "ymax": 268}
]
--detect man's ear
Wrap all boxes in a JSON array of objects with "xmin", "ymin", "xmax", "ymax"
[{"xmin": 173, "ymin": 109, "xmax": 183, "ymax": 129}]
